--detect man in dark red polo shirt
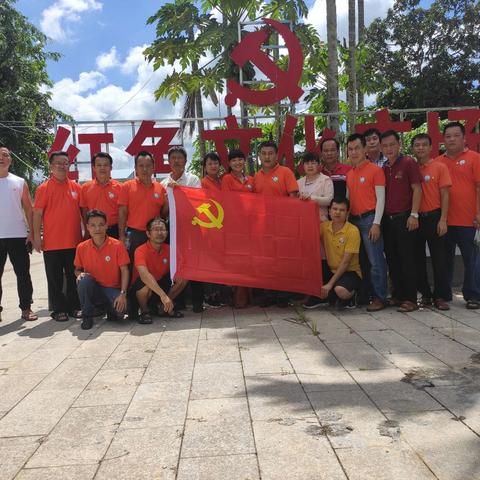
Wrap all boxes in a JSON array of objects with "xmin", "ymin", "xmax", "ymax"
[
  {"xmin": 381, "ymin": 130, "xmax": 423, "ymax": 312},
  {"xmin": 320, "ymin": 138, "xmax": 351, "ymax": 198}
]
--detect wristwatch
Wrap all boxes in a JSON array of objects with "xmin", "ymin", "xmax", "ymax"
[
  {"xmin": 410, "ymin": 212, "xmax": 419, "ymax": 219},
  {"xmin": 120, "ymin": 290, "xmax": 126, "ymax": 295}
]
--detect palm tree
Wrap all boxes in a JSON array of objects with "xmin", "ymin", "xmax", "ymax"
[
  {"xmin": 326, "ymin": 0, "xmax": 340, "ymax": 133},
  {"xmin": 347, "ymin": 0, "xmax": 357, "ymax": 132},
  {"xmin": 357, "ymin": 0, "xmax": 365, "ymax": 111}
]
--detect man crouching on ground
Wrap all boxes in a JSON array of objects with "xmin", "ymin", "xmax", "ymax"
[
  {"xmin": 130, "ymin": 217, "xmax": 187, "ymax": 324},
  {"xmin": 74, "ymin": 209, "xmax": 130, "ymax": 330}
]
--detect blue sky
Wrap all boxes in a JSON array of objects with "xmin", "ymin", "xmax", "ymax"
[{"xmin": 15, "ymin": 0, "xmax": 399, "ymax": 178}]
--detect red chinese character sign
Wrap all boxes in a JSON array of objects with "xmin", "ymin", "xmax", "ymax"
[
  {"xmin": 225, "ymin": 18, "xmax": 304, "ymax": 107},
  {"xmin": 48, "ymin": 127, "xmax": 80, "ymax": 180}
]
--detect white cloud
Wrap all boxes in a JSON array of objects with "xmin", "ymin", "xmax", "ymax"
[
  {"xmin": 40, "ymin": 0, "xmax": 102, "ymax": 42},
  {"xmin": 96, "ymin": 47, "xmax": 120, "ymax": 70},
  {"xmin": 121, "ymin": 45, "xmax": 149, "ymax": 75},
  {"xmin": 307, "ymin": 0, "xmax": 394, "ymax": 42}
]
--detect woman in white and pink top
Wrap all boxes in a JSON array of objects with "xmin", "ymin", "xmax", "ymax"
[{"xmin": 297, "ymin": 151, "xmax": 334, "ymax": 221}]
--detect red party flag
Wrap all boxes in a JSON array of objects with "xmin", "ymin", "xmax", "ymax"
[{"xmin": 168, "ymin": 186, "xmax": 322, "ymax": 297}]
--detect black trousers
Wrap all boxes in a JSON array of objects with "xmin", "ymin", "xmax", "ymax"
[
  {"xmin": 0, "ymin": 237, "xmax": 33, "ymax": 311},
  {"xmin": 43, "ymin": 249, "xmax": 80, "ymax": 314},
  {"xmin": 416, "ymin": 210, "xmax": 449, "ymax": 300},
  {"xmin": 383, "ymin": 213, "xmax": 418, "ymax": 303}
]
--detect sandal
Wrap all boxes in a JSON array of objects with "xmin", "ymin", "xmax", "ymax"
[
  {"xmin": 53, "ymin": 311, "xmax": 69, "ymax": 322},
  {"xmin": 165, "ymin": 309, "xmax": 184, "ymax": 318},
  {"xmin": 69, "ymin": 310, "xmax": 83, "ymax": 319},
  {"xmin": 466, "ymin": 301, "xmax": 480, "ymax": 310},
  {"xmin": 21, "ymin": 309, "xmax": 38, "ymax": 321},
  {"xmin": 397, "ymin": 301, "xmax": 419, "ymax": 313},
  {"xmin": 138, "ymin": 311, "xmax": 153, "ymax": 324}
]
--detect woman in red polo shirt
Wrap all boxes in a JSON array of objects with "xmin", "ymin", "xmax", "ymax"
[
  {"xmin": 221, "ymin": 149, "xmax": 254, "ymax": 308},
  {"xmin": 201, "ymin": 152, "xmax": 222, "ymax": 190}
]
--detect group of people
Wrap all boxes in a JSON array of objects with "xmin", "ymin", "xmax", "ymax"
[{"xmin": 0, "ymin": 120, "xmax": 478, "ymax": 329}]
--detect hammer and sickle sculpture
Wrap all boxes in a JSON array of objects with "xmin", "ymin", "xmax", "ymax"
[
  {"xmin": 192, "ymin": 200, "xmax": 225, "ymax": 229},
  {"xmin": 225, "ymin": 18, "xmax": 304, "ymax": 107}
]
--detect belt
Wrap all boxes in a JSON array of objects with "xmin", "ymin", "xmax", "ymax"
[
  {"xmin": 349, "ymin": 209, "xmax": 375, "ymax": 221},
  {"xmin": 385, "ymin": 211, "xmax": 410, "ymax": 220},
  {"xmin": 419, "ymin": 208, "xmax": 441, "ymax": 218}
]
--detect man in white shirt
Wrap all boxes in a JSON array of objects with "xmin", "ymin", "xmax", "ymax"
[
  {"xmin": 0, "ymin": 147, "xmax": 37, "ymax": 321},
  {"xmin": 161, "ymin": 146, "xmax": 204, "ymax": 313},
  {"xmin": 161, "ymin": 146, "xmax": 201, "ymax": 188}
]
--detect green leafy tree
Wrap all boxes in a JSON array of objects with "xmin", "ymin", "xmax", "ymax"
[
  {"xmin": 0, "ymin": 0, "xmax": 63, "ymax": 182},
  {"xmin": 144, "ymin": 0, "xmax": 323, "ymax": 155},
  {"xmin": 363, "ymin": 0, "xmax": 480, "ymax": 120}
]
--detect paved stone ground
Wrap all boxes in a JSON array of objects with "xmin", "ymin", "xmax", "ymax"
[{"xmin": 1, "ymin": 253, "xmax": 480, "ymax": 479}]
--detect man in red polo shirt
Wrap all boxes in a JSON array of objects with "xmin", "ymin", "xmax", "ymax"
[
  {"xmin": 131, "ymin": 217, "xmax": 187, "ymax": 323},
  {"xmin": 80, "ymin": 152, "xmax": 122, "ymax": 239},
  {"xmin": 381, "ymin": 130, "xmax": 423, "ymax": 312},
  {"xmin": 118, "ymin": 151, "xmax": 168, "ymax": 258},
  {"xmin": 434, "ymin": 121, "xmax": 480, "ymax": 309},
  {"xmin": 320, "ymin": 138, "xmax": 351, "ymax": 198},
  {"xmin": 346, "ymin": 133, "xmax": 387, "ymax": 312},
  {"xmin": 74, "ymin": 210, "xmax": 130, "ymax": 330},
  {"xmin": 253, "ymin": 140, "xmax": 298, "ymax": 197},
  {"xmin": 33, "ymin": 151, "xmax": 82, "ymax": 322},
  {"xmin": 253, "ymin": 140, "xmax": 298, "ymax": 307}
]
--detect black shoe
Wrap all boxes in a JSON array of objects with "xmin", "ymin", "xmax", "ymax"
[
  {"xmin": 107, "ymin": 311, "xmax": 122, "ymax": 322},
  {"xmin": 193, "ymin": 303, "xmax": 204, "ymax": 313},
  {"xmin": 81, "ymin": 317, "xmax": 94, "ymax": 330},
  {"xmin": 302, "ymin": 296, "xmax": 327, "ymax": 309},
  {"xmin": 138, "ymin": 311, "xmax": 153, "ymax": 324},
  {"xmin": 336, "ymin": 298, "xmax": 356, "ymax": 311},
  {"xmin": 466, "ymin": 300, "xmax": 480, "ymax": 310}
]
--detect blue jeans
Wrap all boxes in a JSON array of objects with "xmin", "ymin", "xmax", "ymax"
[
  {"xmin": 445, "ymin": 226, "xmax": 480, "ymax": 302},
  {"xmin": 351, "ymin": 213, "xmax": 387, "ymax": 302},
  {"xmin": 77, "ymin": 274, "xmax": 120, "ymax": 317}
]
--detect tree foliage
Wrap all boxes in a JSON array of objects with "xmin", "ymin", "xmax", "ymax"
[
  {"xmin": 363, "ymin": 0, "xmax": 480, "ymax": 112},
  {"xmin": 0, "ymin": 0, "xmax": 63, "ymax": 180}
]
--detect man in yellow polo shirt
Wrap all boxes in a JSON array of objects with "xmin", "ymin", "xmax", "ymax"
[{"xmin": 320, "ymin": 196, "xmax": 362, "ymax": 309}]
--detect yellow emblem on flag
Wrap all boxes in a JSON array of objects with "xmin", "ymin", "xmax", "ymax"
[{"xmin": 192, "ymin": 200, "xmax": 224, "ymax": 229}]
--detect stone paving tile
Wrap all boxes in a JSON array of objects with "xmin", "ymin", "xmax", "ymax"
[
  {"xmin": 15, "ymin": 465, "xmax": 98, "ymax": 480},
  {"xmin": 0, "ymin": 435, "xmax": 43, "ymax": 480},
  {"xmin": 241, "ymin": 347, "xmax": 294, "ymax": 376},
  {"xmin": 26, "ymin": 404, "xmax": 127, "ymax": 468},
  {"xmin": 182, "ymin": 397, "xmax": 255, "ymax": 458},
  {"xmin": 6, "ymin": 346, "xmax": 79, "ymax": 374},
  {"xmin": 297, "ymin": 371, "xmax": 359, "ymax": 392},
  {"xmin": 349, "ymin": 369, "xmax": 444, "ymax": 413},
  {"xmin": 253, "ymin": 417, "xmax": 347, "ymax": 480},
  {"xmin": 191, "ymin": 361, "xmax": 245, "ymax": 399},
  {"xmin": 177, "ymin": 454, "xmax": 259, "ymax": 480},
  {"xmin": 96, "ymin": 425, "xmax": 183, "ymax": 480},
  {"xmin": 195, "ymin": 338, "xmax": 241, "ymax": 363},
  {"xmin": 308, "ymin": 389, "xmax": 394, "ymax": 449},
  {"xmin": 335, "ymin": 443, "xmax": 437, "ymax": 480},
  {"xmin": 318, "ymin": 329, "xmax": 366, "ymax": 344},
  {"xmin": 122, "ymin": 380, "xmax": 190, "ymax": 429},
  {"xmin": 245, "ymin": 374, "xmax": 313, "ymax": 421},
  {"xmin": 0, "ymin": 373, "xmax": 46, "ymax": 413},
  {"xmin": 436, "ymin": 326, "xmax": 480, "ymax": 350},
  {"xmin": 327, "ymin": 342, "xmax": 394, "ymax": 370},
  {"xmin": 358, "ymin": 330, "xmax": 425, "ymax": 354},
  {"xmin": 0, "ymin": 338, "xmax": 48, "ymax": 362},
  {"xmin": 389, "ymin": 410, "xmax": 480, "ymax": 480},
  {"xmin": 0, "ymin": 388, "xmax": 79, "ymax": 437},
  {"xmin": 305, "ymin": 311, "xmax": 348, "ymax": 332},
  {"xmin": 141, "ymin": 355, "xmax": 195, "ymax": 383},
  {"xmin": 336, "ymin": 313, "xmax": 388, "ymax": 332},
  {"xmin": 385, "ymin": 352, "xmax": 448, "ymax": 371},
  {"xmin": 421, "ymin": 340, "xmax": 478, "ymax": 367},
  {"xmin": 68, "ymin": 334, "xmax": 125, "ymax": 358},
  {"xmin": 73, "ymin": 367, "xmax": 144, "ymax": 407}
]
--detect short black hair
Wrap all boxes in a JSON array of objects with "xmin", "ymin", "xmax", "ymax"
[
  {"xmin": 146, "ymin": 216, "xmax": 167, "ymax": 232},
  {"xmin": 380, "ymin": 130, "xmax": 400, "ymax": 143},
  {"xmin": 363, "ymin": 128, "xmax": 382, "ymax": 139},
  {"xmin": 86, "ymin": 209, "xmax": 107, "ymax": 223},
  {"xmin": 258, "ymin": 140, "xmax": 278, "ymax": 153},
  {"xmin": 320, "ymin": 137, "xmax": 340, "ymax": 152},
  {"xmin": 134, "ymin": 150, "xmax": 154, "ymax": 167},
  {"xmin": 346, "ymin": 133, "xmax": 366, "ymax": 147},
  {"xmin": 329, "ymin": 196, "xmax": 350, "ymax": 210},
  {"xmin": 443, "ymin": 121, "xmax": 465, "ymax": 135},
  {"xmin": 167, "ymin": 146, "xmax": 187, "ymax": 160},
  {"xmin": 411, "ymin": 133, "xmax": 432, "ymax": 146},
  {"xmin": 301, "ymin": 151, "xmax": 320, "ymax": 163},
  {"xmin": 228, "ymin": 149, "xmax": 246, "ymax": 161},
  {"xmin": 202, "ymin": 151, "xmax": 221, "ymax": 166},
  {"xmin": 48, "ymin": 151, "xmax": 69, "ymax": 164},
  {"xmin": 92, "ymin": 152, "xmax": 113, "ymax": 166}
]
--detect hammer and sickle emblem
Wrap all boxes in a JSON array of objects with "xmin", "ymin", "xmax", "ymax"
[
  {"xmin": 192, "ymin": 200, "xmax": 224, "ymax": 229},
  {"xmin": 225, "ymin": 18, "xmax": 304, "ymax": 107}
]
